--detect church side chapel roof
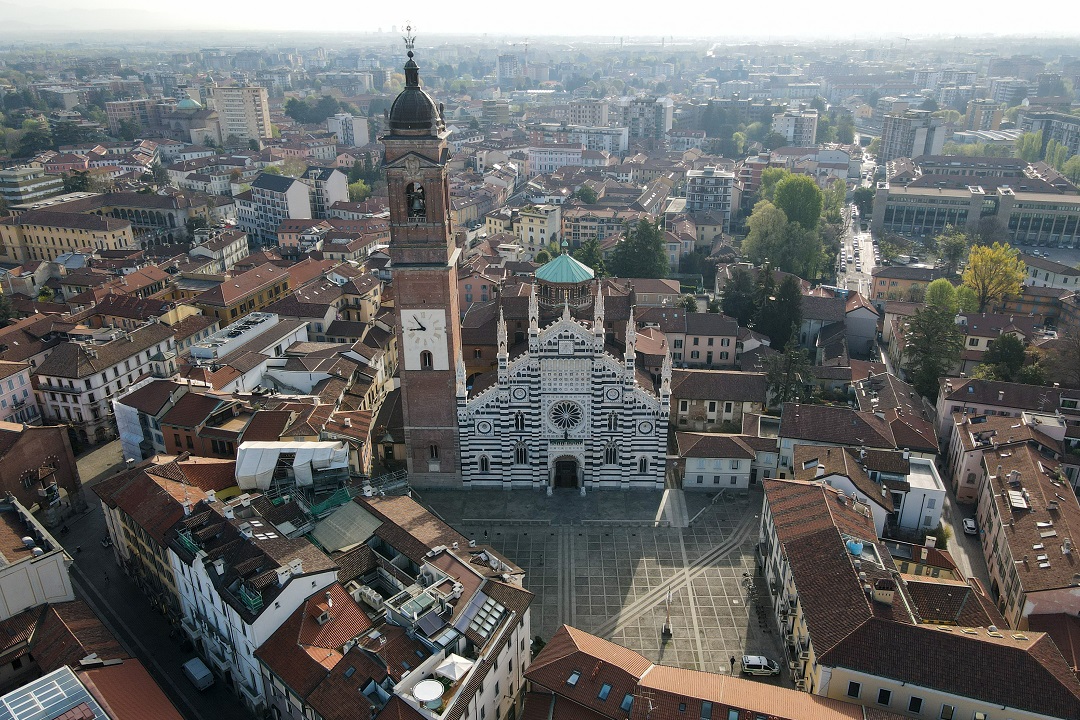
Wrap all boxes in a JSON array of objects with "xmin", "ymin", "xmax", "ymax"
[{"xmin": 534, "ymin": 253, "xmax": 595, "ymax": 285}]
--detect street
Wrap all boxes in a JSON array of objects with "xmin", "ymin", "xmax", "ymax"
[
  {"xmin": 938, "ymin": 483, "xmax": 993, "ymax": 594},
  {"xmin": 65, "ymin": 441, "xmax": 250, "ymax": 720}
]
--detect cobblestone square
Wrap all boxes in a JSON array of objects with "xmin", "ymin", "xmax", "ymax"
[{"xmin": 417, "ymin": 487, "xmax": 787, "ymax": 675}]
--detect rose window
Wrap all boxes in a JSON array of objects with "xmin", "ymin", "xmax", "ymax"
[{"xmin": 549, "ymin": 401, "xmax": 584, "ymax": 430}]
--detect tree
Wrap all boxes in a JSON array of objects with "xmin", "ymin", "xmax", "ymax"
[
  {"xmin": 1044, "ymin": 332, "xmax": 1080, "ymax": 388},
  {"xmin": 36, "ymin": 286, "xmax": 54, "ymax": 302},
  {"xmin": 115, "ymin": 118, "xmax": 140, "ymax": 141},
  {"xmin": 903, "ymin": 305, "xmax": 964, "ymax": 399},
  {"xmin": 773, "ymin": 175, "xmax": 823, "ymax": 232},
  {"xmin": 936, "ymin": 227, "xmax": 968, "ymax": 275},
  {"xmin": 278, "ymin": 157, "xmax": 307, "ymax": 178},
  {"xmin": 765, "ymin": 342, "xmax": 812, "ymax": 406},
  {"xmin": 284, "ymin": 96, "xmax": 342, "ymax": 125},
  {"xmin": 1015, "ymin": 131, "xmax": 1043, "ymax": 162},
  {"xmin": 573, "ymin": 185, "xmax": 598, "ymax": 204},
  {"xmin": 348, "ymin": 180, "xmax": 371, "ymax": 202},
  {"xmin": 963, "ymin": 242, "xmax": 1025, "ymax": 312},
  {"xmin": 971, "ymin": 217, "xmax": 1008, "ymax": 246},
  {"xmin": 0, "ymin": 293, "xmax": 13, "ymax": 326},
  {"xmin": 573, "ymin": 237, "xmax": 606, "ymax": 277},
  {"xmin": 185, "ymin": 216, "xmax": 208, "ymax": 241},
  {"xmin": 822, "ymin": 179, "xmax": 846, "ymax": 224},
  {"xmin": 956, "ymin": 285, "xmax": 979, "ymax": 312},
  {"xmin": 680, "ymin": 295, "xmax": 699, "ymax": 313},
  {"xmin": 757, "ymin": 167, "xmax": 789, "ymax": 202},
  {"xmin": 1063, "ymin": 155, "xmax": 1080, "ymax": 184},
  {"xmin": 742, "ymin": 201, "xmax": 788, "ymax": 262},
  {"xmin": 836, "ymin": 115, "xmax": 855, "ymax": 144},
  {"xmin": 977, "ymin": 333, "xmax": 1027, "ymax": 382},
  {"xmin": 610, "ymin": 219, "xmax": 668, "ymax": 278},
  {"xmin": 534, "ymin": 250, "xmax": 551, "ymax": 264},
  {"xmin": 707, "ymin": 298, "xmax": 722, "ymax": 313},
  {"xmin": 866, "ymin": 137, "xmax": 881, "ymax": 158},
  {"xmin": 15, "ymin": 123, "xmax": 52, "ymax": 157},
  {"xmin": 852, "ymin": 187, "xmax": 875, "ymax": 219},
  {"xmin": 150, "ymin": 163, "xmax": 169, "ymax": 187},
  {"xmin": 925, "ymin": 278, "xmax": 958, "ymax": 313},
  {"xmin": 720, "ymin": 265, "xmax": 756, "ymax": 326}
]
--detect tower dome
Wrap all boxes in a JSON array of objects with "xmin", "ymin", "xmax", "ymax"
[{"xmin": 388, "ymin": 29, "xmax": 444, "ymax": 134}]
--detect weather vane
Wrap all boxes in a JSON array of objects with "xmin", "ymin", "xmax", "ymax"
[{"xmin": 403, "ymin": 23, "xmax": 415, "ymax": 57}]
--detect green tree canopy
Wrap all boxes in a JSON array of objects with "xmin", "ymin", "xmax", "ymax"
[
  {"xmin": 852, "ymin": 187, "xmax": 874, "ymax": 219},
  {"xmin": 766, "ymin": 342, "xmax": 812, "ymax": 406},
  {"xmin": 773, "ymin": 174, "xmax": 823, "ymax": 232},
  {"xmin": 573, "ymin": 237, "xmax": 606, "ymax": 277},
  {"xmin": 284, "ymin": 95, "xmax": 342, "ymax": 125},
  {"xmin": 534, "ymin": 249, "xmax": 551, "ymax": 264},
  {"xmin": 720, "ymin": 265, "xmax": 756, "ymax": 326},
  {"xmin": 757, "ymin": 167, "xmax": 789, "ymax": 203},
  {"xmin": 956, "ymin": 285, "xmax": 979, "ymax": 312},
  {"xmin": 962, "ymin": 242, "xmax": 1025, "ymax": 312},
  {"xmin": 1015, "ymin": 131, "xmax": 1043, "ymax": 162},
  {"xmin": 925, "ymin": 278, "xmax": 958, "ymax": 314},
  {"xmin": 348, "ymin": 180, "xmax": 371, "ymax": 202},
  {"xmin": 936, "ymin": 227, "xmax": 969, "ymax": 275},
  {"xmin": 976, "ymin": 333, "xmax": 1027, "ymax": 382},
  {"xmin": 573, "ymin": 185, "xmax": 598, "ymax": 204},
  {"xmin": 681, "ymin": 295, "xmax": 699, "ymax": 313},
  {"xmin": 903, "ymin": 305, "xmax": 965, "ymax": 399},
  {"xmin": 610, "ymin": 219, "xmax": 668, "ymax": 278},
  {"xmin": 822, "ymin": 179, "xmax": 846, "ymax": 224}
]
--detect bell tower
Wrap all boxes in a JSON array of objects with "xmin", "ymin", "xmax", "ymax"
[{"xmin": 384, "ymin": 28, "xmax": 462, "ymax": 487}]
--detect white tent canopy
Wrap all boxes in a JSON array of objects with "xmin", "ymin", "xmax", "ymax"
[
  {"xmin": 434, "ymin": 653, "xmax": 473, "ymax": 681},
  {"xmin": 236, "ymin": 441, "xmax": 349, "ymax": 490}
]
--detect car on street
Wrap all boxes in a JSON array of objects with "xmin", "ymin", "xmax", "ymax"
[
  {"xmin": 963, "ymin": 518, "xmax": 978, "ymax": 536},
  {"xmin": 742, "ymin": 655, "xmax": 781, "ymax": 676}
]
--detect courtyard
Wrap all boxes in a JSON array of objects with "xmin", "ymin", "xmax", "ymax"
[{"xmin": 417, "ymin": 486, "xmax": 788, "ymax": 681}]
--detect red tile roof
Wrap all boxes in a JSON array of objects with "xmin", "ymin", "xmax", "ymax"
[{"xmin": 79, "ymin": 660, "xmax": 184, "ymax": 720}]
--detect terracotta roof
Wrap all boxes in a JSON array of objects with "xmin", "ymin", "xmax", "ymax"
[
  {"xmin": 177, "ymin": 458, "xmax": 237, "ymax": 492},
  {"xmin": 792, "ymin": 444, "xmax": 893, "ymax": 512},
  {"xmin": 779, "ymin": 402, "xmax": 895, "ymax": 448},
  {"xmin": 676, "ymin": 433, "xmax": 756, "ymax": 459},
  {"xmin": 305, "ymin": 644, "xmax": 386, "ymax": 720},
  {"xmin": 115, "ymin": 380, "xmax": 185, "ymax": 415},
  {"xmin": 35, "ymin": 323, "xmax": 176, "ymax": 380},
  {"xmin": 820, "ymin": 618, "xmax": 1080, "ymax": 718},
  {"xmin": 32, "ymin": 601, "xmax": 129, "ymax": 674},
  {"xmin": 159, "ymin": 391, "xmax": 233, "ymax": 429},
  {"xmin": 2, "ymin": 209, "xmax": 130, "ymax": 232},
  {"xmin": 355, "ymin": 495, "xmax": 468, "ymax": 565},
  {"xmin": 193, "ymin": 263, "xmax": 288, "ymax": 307},
  {"xmin": 669, "ymin": 370, "xmax": 768, "ymax": 403},
  {"xmin": 79, "ymin": 660, "xmax": 184, "ymax": 720},
  {"xmin": 255, "ymin": 583, "xmax": 373, "ymax": 699}
]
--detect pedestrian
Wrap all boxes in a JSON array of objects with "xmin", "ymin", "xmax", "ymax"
[
  {"xmin": 104, "ymin": 571, "xmax": 109, "ymax": 583},
  {"xmin": 75, "ymin": 545, "xmax": 81, "ymax": 554},
  {"xmin": 729, "ymin": 655, "xmax": 736, "ymax": 673}
]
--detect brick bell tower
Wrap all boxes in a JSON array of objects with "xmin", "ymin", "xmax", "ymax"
[{"xmin": 384, "ymin": 28, "xmax": 463, "ymax": 487}]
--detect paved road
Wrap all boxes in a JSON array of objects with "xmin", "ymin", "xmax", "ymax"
[
  {"xmin": 939, "ymin": 484, "xmax": 993, "ymax": 593},
  {"xmin": 67, "ymin": 441, "xmax": 251, "ymax": 720}
]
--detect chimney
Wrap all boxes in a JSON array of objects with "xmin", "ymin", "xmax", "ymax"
[
  {"xmin": 212, "ymin": 558, "xmax": 225, "ymax": 575},
  {"xmin": 206, "ymin": 489, "xmax": 216, "ymax": 503},
  {"xmin": 343, "ymin": 417, "xmax": 352, "ymax": 428},
  {"xmin": 326, "ymin": 591, "xmax": 333, "ymax": 608},
  {"xmin": 815, "ymin": 465, "xmax": 825, "ymax": 478},
  {"xmin": 924, "ymin": 535, "xmax": 938, "ymax": 549},
  {"xmin": 998, "ymin": 390, "xmax": 1005, "ymax": 401},
  {"xmin": 872, "ymin": 578, "xmax": 896, "ymax": 605}
]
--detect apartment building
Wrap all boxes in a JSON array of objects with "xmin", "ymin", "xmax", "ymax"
[
  {"xmin": 170, "ymin": 492, "xmax": 339, "ymax": 714},
  {"xmin": 934, "ymin": 377, "xmax": 1080, "ymax": 442},
  {"xmin": 192, "ymin": 262, "xmax": 291, "ymax": 324},
  {"xmin": 616, "ymin": 96, "xmax": 673, "ymax": 141},
  {"xmin": 561, "ymin": 207, "xmax": 648, "ymax": 247},
  {"xmin": 567, "ymin": 99, "xmax": 609, "ymax": 126},
  {"xmin": 527, "ymin": 144, "xmax": 584, "ymax": 176},
  {"xmin": 1021, "ymin": 111, "xmax": 1080, "ymax": 157},
  {"xmin": 0, "ymin": 210, "xmax": 135, "ymax": 262},
  {"xmin": 0, "ymin": 166, "xmax": 64, "ymax": 206},
  {"xmin": 880, "ymin": 110, "xmax": 946, "ymax": 162},
  {"xmin": 210, "ymin": 85, "xmax": 273, "ymax": 142},
  {"xmin": 299, "ymin": 166, "xmax": 348, "ymax": 219},
  {"xmin": 326, "ymin": 112, "xmax": 369, "ymax": 147},
  {"xmin": 977, "ymin": 440, "xmax": 1080, "ymax": 629},
  {"xmin": 512, "ymin": 204, "xmax": 561, "ymax": 255},
  {"xmin": 190, "ymin": 227, "xmax": 250, "ymax": 272},
  {"xmin": 669, "ymin": 369, "xmax": 769, "ymax": 428},
  {"xmin": 0, "ymin": 361, "xmax": 39, "ymax": 425},
  {"xmin": 965, "ymin": 99, "xmax": 1003, "ymax": 131},
  {"xmin": 104, "ymin": 98, "xmax": 160, "ymax": 134},
  {"xmin": 236, "ymin": 173, "xmax": 312, "ymax": 247},
  {"xmin": 772, "ymin": 108, "xmax": 819, "ymax": 146},
  {"xmin": 34, "ymin": 322, "xmax": 178, "ymax": 445},
  {"xmin": 685, "ymin": 166, "xmax": 739, "ymax": 232}
]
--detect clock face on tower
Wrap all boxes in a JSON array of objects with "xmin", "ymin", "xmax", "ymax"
[{"xmin": 401, "ymin": 308, "xmax": 450, "ymax": 370}]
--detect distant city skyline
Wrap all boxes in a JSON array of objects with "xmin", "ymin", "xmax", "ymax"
[{"xmin": 3, "ymin": 0, "xmax": 1080, "ymax": 42}]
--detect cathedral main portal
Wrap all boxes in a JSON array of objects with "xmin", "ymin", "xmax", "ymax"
[{"xmin": 552, "ymin": 457, "xmax": 579, "ymax": 488}]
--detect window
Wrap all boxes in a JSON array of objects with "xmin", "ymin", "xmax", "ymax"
[
  {"xmin": 673, "ymin": 339, "xmax": 683, "ymax": 349},
  {"xmin": 515, "ymin": 412, "xmax": 525, "ymax": 431},
  {"xmin": 420, "ymin": 350, "xmax": 433, "ymax": 369},
  {"xmin": 693, "ymin": 337, "xmax": 699, "ymax": 346},
  {"xmin": 678, "ymin": 703, "xmax": 687, "ymax": 712},
  {"xmin": 474, "ymin": 348, "xmax": 482, "ymax": 359},
  {"xmin": 605, "ymin": 444, "xmax": 618, "ymax": 465},
  {"xmin": 846, "ymin": 681, "xmax": 861, "ymax": 699},
  {"xmin": 700, "ymin": 702, "xmax": 712, "ymax": 719},
  {"xmin": 707, "ymin": 338, "xmax": 713, "ymax": 346},
  {"xmin": 679, "ymin": 400, "xmax": 688, "ymax": 412},
  {"xmin": 927, "ymin": 498, "xmax": 936, "ymax": 509},
  {"xmin": 638, "ymin": 457, "xmax": 648, "ymax": 473},
  {"xmin": 939, "ymin": 705, "xmax": 955, "ymax": 720},
  {"xmin": 186, "ymin": 436, "xmax": 194, "ymax": 449},
  {"xmin": 690, "ymin": 350, "xmax": 700, "ymax": 359},
  {"xmin": 566, "ymin": 671, "xmax": 580, "ymax": 686},
  {"xmin": 968, "ymin": 338, "xmax": 978, "ymax": 346},
  {"xmin": 877, "ymin": 689, "xmax": 891, "ymax": 706},
  {"xmin": 620, "ymin": 694, "xmax": 633, "ymax": 712},
  {"xmin": 479, "ymin": 456, "xmax": 489, "ymax": 473},
  {"xmin": 597, "ymin": 683, "xmax": 611, "ymax": 701},
  {"xmin": 429, "ymin": 444, "xmax": 439, "ymax": 460},
  {"xmin": 730, "ymin": 459, "xmax": 740, "ymax": 469},
  {"xmin": 908, "ymin": 697, "xmax": 923, "ymax": 714},
  {"xmin": 515, "ymin": 445, "xmax": 527, "ymax": 465}
]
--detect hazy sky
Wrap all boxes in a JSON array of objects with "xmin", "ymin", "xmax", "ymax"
[{"xmin": 3, "ymin": 0, "xmax": 1080, "ymax": 40}]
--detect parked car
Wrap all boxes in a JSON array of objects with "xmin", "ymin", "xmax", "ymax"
[
  {"xmin": 963, "ymin": 518, "xmax": 978, "ymax": 536},
  {"xmin": 182, "ymin": 657, "xmax": 215, "ymax": 690},
  {"xmin": 741, "ymin": 655, "xmax": 781, "ymax": 676}
]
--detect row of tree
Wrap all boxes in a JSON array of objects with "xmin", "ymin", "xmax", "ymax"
[{"xmin": 741, "ymin": 171, "xmax": 828, "ymax": 280}]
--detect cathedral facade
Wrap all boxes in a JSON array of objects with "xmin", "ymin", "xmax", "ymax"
[{"xmin": 456, "ymin": 286, "xmax": 670, "ymax": 490}]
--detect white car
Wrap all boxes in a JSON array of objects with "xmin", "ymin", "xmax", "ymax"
[
  {"xmin": 963, "ymin": 518, "xmax": 978, "ymax": 536},
  {"xmin": 742, "ymin": 655, "xmax": 781, "ymax": 676}
]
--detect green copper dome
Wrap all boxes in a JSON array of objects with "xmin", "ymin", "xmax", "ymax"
[{"xmin": 535, "ymin": 253, "xmax": 594, "ymax": 285}]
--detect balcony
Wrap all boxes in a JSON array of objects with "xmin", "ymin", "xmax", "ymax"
[{"xmin": 237, "ymin": 583, "xmax": 264, "ymax": 613}]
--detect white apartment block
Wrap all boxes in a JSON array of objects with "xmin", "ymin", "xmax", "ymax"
[
  {"xmin": 210, "ymin": 85, "xmax": 273, "ymax": 142},
  {"xmin": 685, "ymin": 166, "xmax": 738, "ymax": 231},
  {"xmin": 527, "ymin": 144, "xmax": 584, "ymax": 176},
  {"xmin": 34, "ymin": 323, "xmax": 178, "ymax": 446},
  {"xmin": 565, "ymin": 125, "xmax": 629, "ymax": 154},
  {"xmin": 568, "ymin": 99, "xmax": 609, "ymax": 126},
  {"xmin": 772, "ymin": 109, "xmax": 819, "ymax": 146},
  {"xmin": 616, "ymin": 97, "xmax": 673, "ymax": 141},
  {"xmin": 327, "ymin": 113, "xmax": 370, "ymax": 147},
  {"xmin": 237, "ymin": 173, "xmax": 312, "ymax": 247}
]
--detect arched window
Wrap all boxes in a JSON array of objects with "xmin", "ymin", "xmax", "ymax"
[
  {"xmin": 514, "ymin": 444, "xmax": 527, "ymax": 465},
  {"xmin": 605, "ymin": 444, "xmax": 618, "ymax": 465},
  {"xmin": 514, "ymin": 411, "xmax": 525, "ymax": 431},
  {"xmin": 420, "ymin": 350, "xmax": 433, "ymax": 369},
  {"xmin": 429, "ymin": 444, "xmax": 439, "ymax": 460},
  {"xmin": 638, "ymin": 456, "xmax": 649, "ymax": 474},
  {"xmin": 479, "ymin": 455, "xmax": 490, "ymax": 473},
  {"xmin": 607, "ymin": 412, "xmax": 618, "ymax": 432},
  {"xmin": 406, "ymin": 182, "xmax": 426, "ymax": 219}
]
